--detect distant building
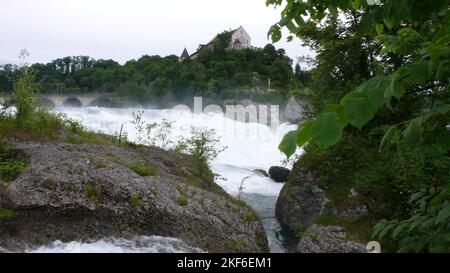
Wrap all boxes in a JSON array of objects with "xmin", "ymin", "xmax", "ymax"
[
  {"xmin": 180, "ymin": 26, "xmax": 252, "ymax": 61},
  {"xmin": 179, "ymin": 47, "xmax": 190, "ymax": 62}
]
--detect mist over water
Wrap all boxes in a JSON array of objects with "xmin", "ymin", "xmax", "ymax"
[{"xmin": 39, "ymin": 106, "xmax": 300, "ymax": 253}]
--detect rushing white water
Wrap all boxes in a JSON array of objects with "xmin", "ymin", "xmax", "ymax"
[
  {"xmin": 33, "ymin": 106, "xmax": 300, "ymax": 253},
  {"xmin": 27, "ymin": 236, "xmax": 204, "ymax": 253}
]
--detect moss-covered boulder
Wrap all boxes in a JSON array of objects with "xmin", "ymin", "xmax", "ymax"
[{"xmin": 0, "ymin": 140, "xmax": 268, "ymax": 253}]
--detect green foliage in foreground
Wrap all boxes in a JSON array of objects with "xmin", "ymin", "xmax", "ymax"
[
  {"xmin": 373, "ymin": 186, "xmax": 450, "ymax": 253},
  {"xmin": 269, "ymin": 0, "xmax": 450, "ymax": 252},
  {"xmin": 271, "ymin": 0, "xmax": 449, "ymax": 155}
]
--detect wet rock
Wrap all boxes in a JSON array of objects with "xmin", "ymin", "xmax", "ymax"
[
  {"xmin": 275, "ymin": 165, "xmax": 327, "ymax": 231},
  {"xmin": 0, "ymin": 141, "xmax": 268, "ymax": 253},
  {"xmin": 268, "ymin": 166, "xmax": 290, "ymax": 183},
  {"xmin": 252, "ymin": 169, "xmax": 269, "ymax": 177},
  {"xmin": 296, "ymin": 225, "xmax": 367, "ymax": 253}
]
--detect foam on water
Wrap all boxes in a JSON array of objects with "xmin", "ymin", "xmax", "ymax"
[
  {"xmin": 28, "ymin": 106, "xmax": 301, "ymax": 253},
  {"xmin": 27, "ymin": 236, "xmax": 204, "ymax": 253},
  {"xmin": 55, "ymin": 106, "xmax": 299, "ymax": 196}
]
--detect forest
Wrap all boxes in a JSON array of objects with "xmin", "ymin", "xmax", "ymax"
[{"xmin": 0, "ymin": 33, "xmax": 301, "ymax": 105}]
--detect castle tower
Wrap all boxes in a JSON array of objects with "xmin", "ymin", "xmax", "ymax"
[{"xmin": 179, "ymin": 47, "xmax": 190, "ymax": 61}]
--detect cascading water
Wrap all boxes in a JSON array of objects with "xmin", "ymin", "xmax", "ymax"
[{"xmin": 32, "ymin": 106, "xmax": 300, "ymax": 253}]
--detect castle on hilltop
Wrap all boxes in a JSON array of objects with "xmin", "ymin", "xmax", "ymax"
[{"xmin": 180, "ymin": 26, "xmax": 252, "ymax": 61}]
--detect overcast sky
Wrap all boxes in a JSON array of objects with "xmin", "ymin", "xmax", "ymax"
[{"xmin": 0, "ymin": 0, "xmax": 312, "ymax": 65}]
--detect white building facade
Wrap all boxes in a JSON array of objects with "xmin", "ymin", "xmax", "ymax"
[
  {"xmin": 182, "ymin": 26, "xmax": 252, "ymax": 60},
  {"xmin": 229, "ymin": 26, "xmax": 251, "ymax": 50}
]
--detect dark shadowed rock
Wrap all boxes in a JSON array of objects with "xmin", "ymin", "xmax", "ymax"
[
  {"xmin": 296, "ymin": 225, "xmax": 367, "ymax": 253},
  {"xmin": 0, "ymin": 141, "xmax": 268, "ymax": 253},
  {"xmin": 275, "ymin": 165, "xmax": 327, "ymax": 231},
  {"xmin": 268, "ymin": 166, "xmax": 290, "ymax": 183},
  {"xmin": 252, "ymin": 169, "xmax": 269, "ymax": 177}
]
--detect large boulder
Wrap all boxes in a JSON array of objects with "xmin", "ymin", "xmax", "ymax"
[
  {"xmin": 275, "ymin": 165, "xmax": 327, "ymax": 231},
  {"xmin": 269, "ymin": 166, "xmax": 291, "ymax": 183},
  {"xmin": 0, "ymin": 141, "xmax": 268, "ymax": 253},
  {"xmin": 296, "ymin": 225, "xmax": 367, "ymax": 253},
  {"xmin": 284, "ymin": 96, "xmax": 305, "ymax": 124}
]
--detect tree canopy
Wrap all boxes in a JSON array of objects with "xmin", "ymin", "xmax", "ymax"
[{"xmin": 0, "ymin": 40, "xmax": 298, "ymax": 104}]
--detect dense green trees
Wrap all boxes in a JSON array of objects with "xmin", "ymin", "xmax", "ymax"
[
  {"xmin": 0, "ymin": 38, "xmax": 297, "ymax": 104},
  {"xmin": 271, "ymin": 0, "xmax": 449, "ymax": 252}
]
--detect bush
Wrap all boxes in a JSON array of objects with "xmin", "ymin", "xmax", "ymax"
[
  {"xmin": 128, "ymin": 161, "xmax": 157, "ymax": 177},
  {"xmin": 176, "ymin": 194, "xmax": 188, "ymax": 206},
  {"xmin": 299, "ymin": 130, "xmax": 450, "ymax": 221},
  {"xmin": 84, "ymin": 184, "xmax": 102, "ymax": 199},
  {"xmin": 0, "ymin": 142, "xmax": 27, "ymax": 182},
  {"xmin": 373, "ymin": 186, "xmax": 450, "ymax": 253},
  {"xmin": 14, "ymin": 68, "xmax": 39, "ymax": 128}
]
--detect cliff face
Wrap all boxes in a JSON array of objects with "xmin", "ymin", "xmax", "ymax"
[{"xmin": 0, "ymin": 140, "xmax": 268, "ymax": 253}]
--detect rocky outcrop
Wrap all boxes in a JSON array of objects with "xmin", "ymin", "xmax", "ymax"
[
  {"xmin": 268, "ymin": 166, "xmax": 290, "ymax": 183},
  {"xmin": 331, "ymin": 190, "xmax": 368, "ymax": 222},
  {"xmin": 0, "ymin": 141, "xmax": 268, "ymax": 253},
  {"xmin": 284, "ymin": 96, "xmax": 305, "ymax": 124},
  {"xmin": 297, "ymin": 225, "xmax": 367, "ymax": 253},
  {"xmin": 275, "ymin": 166, "xmax": 327, "ymax": 230}
]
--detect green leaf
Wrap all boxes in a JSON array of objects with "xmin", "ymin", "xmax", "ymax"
[
  {"xmin": 367, "ymin": 86, "xmax": 386, "ymax": 110},
  {"xmin": 279, "ymin": 130, "xmax": 298, "ymax": 158},
  {"xmin": 379, "ymin": 125, "xmax": 396, "ymax": 151},
  {"xmin": 328, "ymin": 5, "xmax": 338, "ymax": 18},
  {"xmin": 296, "ymin": 120, "xmax": 313, "ymax": 147},
  {"xmin": 372, "ymin": 220, "xmax": 388, "ymax": 239},
  {"xmin": 324, "ymin": 104, "xmax": 348, "ymax": 127},
  {"xmin": 405, "ymin": 61, "xmax": 429, "ymax": 85},
  {"xmin": 403, "ymin": 118, "xmax": 422, "ymax": 148},
  {"xmin": 435, "ymin": 204, "xmax": 450, "ymax": 225},
  {"xmin": 343, "ymin": 97, "xmax": 374, "ymax": 129},
  {"xmin": 375, "ymin": 24, "xmax": 384, "ymax": 34},
  {"xmin": 434, "ymin": 129, "xmax": 450, "ymax": 151},
  {"xmin": 385, "ymin": 75, "xmax": 406, "ymax": 101},
  {"xmin": 311, "ymin": 112, "xmax": 343, "ymax": 149},
  {"xmin": 379, "ymin": 223, "xmax": 396, "ymax": 239},
  {"xmin": 268, "ymin": 24, "xmax": 282, "ymax": 43},
  {"xmin": 352, "ymin": 0, "xmax": 360, "ymax": 10},
  {"xmin": 392, "ymin": 223, "xmax": 408, "ymax": 239}
]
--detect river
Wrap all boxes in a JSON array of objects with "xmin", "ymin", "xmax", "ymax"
[{"xmin": 27, "ymin": 106, "xmax": 299, "ymax": 253}]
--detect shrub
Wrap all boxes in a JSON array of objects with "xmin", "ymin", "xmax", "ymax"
[
  {"xmin": 130, "ymin": 193, "xmax": 144, "ymax": 208},
  {"xmin": 14, "ymin": 68, "xmax": 39, "ymax": 128},
  {"xmin": 0, "ymin": 142, "xmax": 27, "ymax": 182},
  {"xmin": 176, "ymin": 194, "xmax": 188, "ymax": 206},
  {"xmin": 128, "ymin": 161, "xmax": 157, "ymax": 176},
  {"xmin": 84, "ymin": 184, "xmax": 102, "ymax": 199},
  {"xmin": 373, "ymin": 186, "xmax": 450, "ymax": 253}
]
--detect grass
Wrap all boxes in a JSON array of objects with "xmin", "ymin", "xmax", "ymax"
[
  {"xmin": 128, "ymin": 161, "xmax": 157, "ymax": 177},
  {"xmin": 84, "ymin": 184, "xmax": 102, "ymax": 200},
  {"xmin": 0, "ymin": 142, "xmax": 28, "ymax": 182},
  {"xmin": 314, "ymin": 211, "xmax": 372, "ymax": 242},
  {"xmin": 246, "ymin": 210, "xmax": 259, "ymax": 222},
  {"xmin": 0, "ymin": 208, "xmax": 16, "ymax": 219},
  {"xmin": 176, "ymin": 194, "xmax": 189, "ymax": 206},
  {"xmin": 0, "ymin": 160, "xmax": 27, "ymax": 182},
  {"xmin": 130, "ymin": 193, "xmax": 144, "ymax": 208}
]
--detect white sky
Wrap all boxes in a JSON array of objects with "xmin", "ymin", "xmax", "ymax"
[{"xmin": 0, "ymin": 0, "xmax": 312, "ymax": 65}]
